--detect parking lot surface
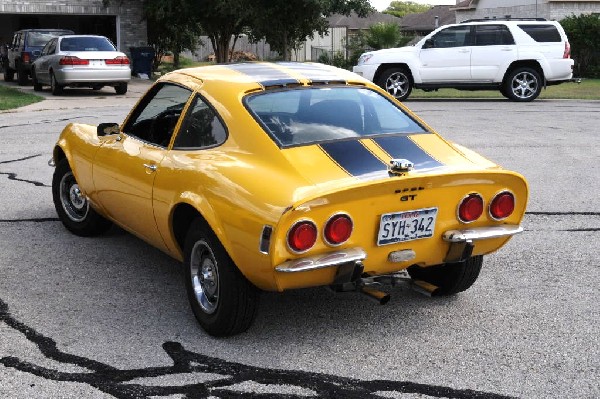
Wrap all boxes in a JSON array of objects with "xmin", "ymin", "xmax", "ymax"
[{"xmin": 0, "ymin": 79, "xmax": 598, "ymax": 398}]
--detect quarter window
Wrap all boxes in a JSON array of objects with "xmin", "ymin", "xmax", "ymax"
[
  {"xmin": 173, "ymin": 95, "xmax": 227, "ymax": 149},
  {"xmin": 518, "ymin": 24, "xmax": 562, "ymax": 42}
]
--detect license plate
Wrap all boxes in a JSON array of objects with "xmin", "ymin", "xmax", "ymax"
[
  {"xmin": 90, "ymin": 60, "xmax": 103, "ymax": 66},
  {"xmin": 377, "ymin": 207, "xmax": 437, "ymax": 246}
]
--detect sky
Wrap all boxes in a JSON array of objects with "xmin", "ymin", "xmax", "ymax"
[{"xmin": 370, "ymin": 0, "xmax": 456, "ymax": 12}]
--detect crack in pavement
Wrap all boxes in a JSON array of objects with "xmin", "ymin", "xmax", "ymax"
[
  {"xmin": 526, "ymin": 211, "xmax": 600, "ymax": 216},
  {"xmin": 0, "ymin": 116, "xmax": 97, "ymax": 130},
  {"xmin": 0, "ymin": 154, "xmax": 50, "ymax": 187},
  {"xmin": 0, "ymin": 298, "xmax": 515, "ymax": 399},
  {"xmin": 0, "ymin": 218, "xmax": 59, "ymax": 222}
]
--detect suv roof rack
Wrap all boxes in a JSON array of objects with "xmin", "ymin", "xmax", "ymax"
[{"xmin": 460, "ymin": 17, "xmax": 547, "ymax": 23}]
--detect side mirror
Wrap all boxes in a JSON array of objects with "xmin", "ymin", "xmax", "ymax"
[
  {"xmin": 32, "ymin": 50, "xmax": 41, "ymax": 57},
  {"xmin": 422, "ymin": 39, "xmax": 434, "ymax": 49},
  {"xmin": 97, "ymin": 122, "xmax": 120, "ymax": 136}
]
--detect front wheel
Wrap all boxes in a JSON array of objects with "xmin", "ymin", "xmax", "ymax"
[
  {"xmin": 408, "ymin": 255, "xmax": 483, "ymax": 296},
  {"xmin": 377, "ymin": 67, "xmax": 413, "ymax": 101},
  {"xmin": 52, "ymin": 158, "xmax": 112, "ymax": 236},
  {"xmin": 184, "ymin": 218, "xmax": 260, "ymax": 336},
  {"xmin": 504, "ymin": 67, "xmax": 542, "ymax": 102},
  {"xmin": 3, "ymin": 64, "xmax": 14, "ymax": 82}
]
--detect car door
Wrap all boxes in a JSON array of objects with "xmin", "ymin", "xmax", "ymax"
[
  {"xmin": 470, "ymin": 24, "xmax": 516, "ymax": 81},
  {"xmin": 418, "ymin": 25, "xmax": 473, "ymax": 82},
  {"xmin": 92, "ymin": 82, "xmax": 193, "ymax": 248},
  {"xmin": 35, "ymin": 38, "xmax": 56, "ymax": 84}
]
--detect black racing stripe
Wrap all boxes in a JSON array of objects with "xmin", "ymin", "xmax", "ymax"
[
  {"xmin": 277, "ymin": 62, "xmax": 347, "ymax": 83},
  {"xmin": 225, "ymin": 63, "xmax": 299, "ymax": 87},
  {"xmin": 374, "ymin": 135, "xmax": 444, "ymax": 170},
  {"xmin": 320, "ymin": 140, "xmax": 386, "ymax": 177}
]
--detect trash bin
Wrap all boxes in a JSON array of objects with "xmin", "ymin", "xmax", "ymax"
[{"xmin": 129, "ymin": 46, "xmax": 155, "ymax": 77}]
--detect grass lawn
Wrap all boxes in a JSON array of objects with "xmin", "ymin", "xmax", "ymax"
[
  {"xmin": 409, "ymin": 78, "xmax": 600, "ymax": 100},
  {"xmin": 0, "ymin": 86, "xmax": 44, "ymax": 110}
]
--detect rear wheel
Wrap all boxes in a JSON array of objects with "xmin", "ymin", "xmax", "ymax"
[
  {"xmin": 115, "ymin": 83, "xmax": 127, "ymax": 95},
  {"xmin": 17, "ymin": 63, "xmax": 28, "ymax": 86},
  {"xmin": 377, "ymin": 67, "xmax": 413, "ymax": 101},
  {"xmin": 408, "ymin": 255, "xmax": 483, "ymax": 296},
  {"xmin": 184, "ymin": 218, "xmax": 260, "ymax": 336},
  {"xmin": 50, "ymin": 72, "xmax": 63, "ymax": 95},
  {"xmin": 32, "ymin": 67, "xmax": 42, "ymax": 91},
  {"xmin": 52, "ymin": 158, "xmax": 112, "ymax": 236},
  {"xmin": 504, "ymin": 67, "xmax": 542, "ymax": 102}
]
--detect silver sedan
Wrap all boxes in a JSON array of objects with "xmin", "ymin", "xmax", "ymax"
[{"xmin": 32, "ymin": 35, "xmax": 131, "ymax": 95}]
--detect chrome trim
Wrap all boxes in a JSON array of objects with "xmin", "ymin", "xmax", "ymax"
[
  {"xmin": 259, "ymin": 225, "xmax": 273, "ymax": 254},
  {"xmin": 286, "ymin": 219, "xmax": 318, "ymax": 254},
  {"xmin": 388, "ymin": 158, "xmax": 414, "ymax": 174},
  {"xmin": 443, "ymin": 225, "xmax": 523, "ymax": 243},
  {"xmin": 488, "ymin": 190, "xmax": 515, "ymax": 221},
  {"xmin": 48, "ymin": 158, "xmax": 55, "ymax": 167},
  {"xmin": 457, "ymin": 192, "xmax": 484, "ymax": 224},
  {"xmin": 323, "ymin": 212, "xmax": 353, "ymax": 247},
  {"xmin": 275, "ymin": 247, "xmax": 367, "ymax": 273},
  {"xmin": 143, "ymin": 163, "xmax": 157, "ymax": 172}
]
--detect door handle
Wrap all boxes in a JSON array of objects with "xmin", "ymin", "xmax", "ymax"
[{"xmin": 143, "ymin": 163, "xmax": 157, "ymax": 172}]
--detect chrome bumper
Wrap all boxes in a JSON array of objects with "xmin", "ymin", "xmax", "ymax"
[
  {"xmin": 275, "ymin": 247, "xmax": 366, "ymax": 273},
  {"xmin": 442, "ymin": 224, "xmax": 523, "ymax": 263}
]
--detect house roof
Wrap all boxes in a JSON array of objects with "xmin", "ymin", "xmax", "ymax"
[
  {"xmin": 399, "ymin": 5, "xmax": 456, "ymax": 32},
  {"xmin": 327, "ymin": 11, "xmax": 401, "ymax": 30}
]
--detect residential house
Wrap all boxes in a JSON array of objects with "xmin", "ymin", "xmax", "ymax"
[{"xmin": 452, "ymin": 0, "xmax": 600, "ymax": 21}]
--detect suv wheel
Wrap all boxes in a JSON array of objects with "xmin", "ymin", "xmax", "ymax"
[
  {"xmin": 504, "ymin": 67, "xmax": 542, "ymax": 102},
  {"xmin": 4, "ymin": 64, "xmax": 14, "ymax": 82},
  {"xmin": 17, "ymin": 62, "xmax": 28, "ymax": 86},
  {"xmin": 377, "ymin": 67, "xmax": 413, "ymax": 101}
]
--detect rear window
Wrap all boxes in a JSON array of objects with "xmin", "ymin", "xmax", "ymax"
[
  {"xmin": 518, "ymin": 24, "xmax": 562, "ymax": 42},
  {"xmin": 60, "ymin": 37, "xmax": 116, "ymax": 52},
  {"xmin": 26, "ymin": 31, "xmax": 70, "ymax": 47},
  {"xmin": 245, "ymin": 87, "xmax": 428, "ymax": 147}
]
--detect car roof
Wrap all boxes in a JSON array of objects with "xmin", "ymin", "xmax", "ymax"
[
  {"xmin": 163, "ymin": 62, "xmax": 369, "ymax": 91},
  {"xmin": 17, "ymin": 29, "xmax": 74, "ymax": 33}
]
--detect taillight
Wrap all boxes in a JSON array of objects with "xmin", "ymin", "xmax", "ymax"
[
  {"xmin": 21, "ymin": 52, "xmax": 31, "ymax": 64},
  {"xmin": 489, "ymin": 191, "xmax": 515, "ymax": 220},
  {"xmin": 105, "ymin": 56, "xmax": 130, "ymax": 65},
  {"xmin": 324, "ymin": 214, "xmax": 353, "ymax": 246},
  {"xmin": 563, "ymin": 41, "xmax": 571, "ymax": 59},
  {"xmin": 59, "ymin": 56, "xmax": 89, "ymax": 66},
  {"xmin": 458, "ymin": 193, "xmax": 484, "ymax": 223},
  {"xmin": 287, "ymin": 220, "xmax": 317, "ymax": 253}
]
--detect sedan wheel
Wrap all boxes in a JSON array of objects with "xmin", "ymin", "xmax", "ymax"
[
  {"xmin": 50, "ymin": 72, "xmax": 63, "ymax": 95},
  {"xmin": 504, "ymin": 67, "xmax": 542, "ymax": 102}
]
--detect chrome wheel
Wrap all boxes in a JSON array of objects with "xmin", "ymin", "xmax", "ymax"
[
  {"xmin": 190, "ymin": 240, "xmax": 220, "ymax": 314},
  {"xmin": 385, "ymin": 71, "xmax": 410, "ymax": 99},
  {"xmin": 509, "ymin": 70, "xmax": 540, "ymax": 100},
  {"xmin": 59, "ymin": 171, "xmax": 89, "ymax": 222}
]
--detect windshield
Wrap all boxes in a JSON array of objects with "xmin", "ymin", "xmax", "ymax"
[
  {"xmin": 27, "ymin": 31, "xmax": 69, "ymax": 47},
  {"xmin": 245, "ymin": 87, "xmax": 428, "ymax": 147},
  {"xmin": 60, "ymin": 36, "xmax": 116, "ymax": 52}
]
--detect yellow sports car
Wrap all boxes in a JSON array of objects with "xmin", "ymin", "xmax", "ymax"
[{"xmin": 51, "ymin": 62, "xmax": 528, "ymax": 336}]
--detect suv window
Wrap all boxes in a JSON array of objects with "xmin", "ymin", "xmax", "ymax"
[
  {"xmin": 430, "ymin": 25, "xmax": 472, "ymax": 48},
  {"xmin": 27, "ymin": 31, "xmax": 68, "ymax": 47},
  {"xmin": 474, "ymin": 25, "xmax": 515, "ymax": 46},
  {"xmin": 518, "ymin": 24, "xmax": 562, "ymax": 42}
]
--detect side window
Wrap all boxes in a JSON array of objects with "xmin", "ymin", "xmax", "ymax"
[
  {"xmin": 430, "ymin": 26, "xmax": 472, "ymax": 48},
  {"xmin": 42, "ymin": 39, "xmax": 55, "ymax": 55},
  {"xmin": 122, "ymin": 83, "xmax": 192, "ymax": 147},
  {"xmin": 518, "ymin": 24, "xmax": 562, "ymax": 42},
  {"xmin": 173, "ymin": 95, "xmax": 227, "ymax": 149},
  {"xmin": 474, "ymin": 25, "xmax": 515, "ymax": 46}
]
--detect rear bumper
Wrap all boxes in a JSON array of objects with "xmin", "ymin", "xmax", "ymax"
[
  {"xmin": 55, "ymin": 68, "xmax": 131, "ymax": 85},
  {"xmin": 442, "ymin": 224, "xmax": 523, "ymax": 262},
  {"xmin": 275, "ymin": 247, "xmax": 367, "ymax": 273}
]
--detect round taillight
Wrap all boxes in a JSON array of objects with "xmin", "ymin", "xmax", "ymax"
[
  {"xmin": 324, "ymin": 214, "xmax": 353, "ymax": 245},
  {"xmin": 490, "ymin": 191, "xmax": 515, "ymax": 220},
  {"xmin": 458, "ymin": 193, "xmax": 484, "ymax": 223},
  {"xmin": 287, "ymin": 220, "xmax": 317, "ymax": 253}
]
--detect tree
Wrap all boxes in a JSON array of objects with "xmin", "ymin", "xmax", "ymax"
[
  {"xmin": 560, "ymin": 13, "xmax": 600, "ymax": 78},
  {"xmin": 144, "ymin": 0, "xmax": 203, "ymax": 69},
  {"xmin": 250, "ymin": 0, "xmax": 374, "ymax": 61},
  {"xmin": 365, "ymin": 22, "xmax": 404, "ymax": 50},
  {"xmin": 383, "ymin": 1, "xmax": 430, "ymax": 18}
]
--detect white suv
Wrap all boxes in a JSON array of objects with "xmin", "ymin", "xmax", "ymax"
[{"xmin": 353, "ymin": 18, "xmax": 574, "ymax": 102}]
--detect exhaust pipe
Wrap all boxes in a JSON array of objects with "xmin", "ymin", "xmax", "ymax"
[{"xmin": 361, "ymin": 287, "xmax": 390, "ymax": 305}]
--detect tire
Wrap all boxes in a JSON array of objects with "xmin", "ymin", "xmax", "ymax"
[
  {"xmin": 50, "ymin": 72, "xmax": 63, "ymax": 95},
  {"xmin": 52, "ymin": 158, "xmax": 112, "ymax": 237},
  {"xmin": 184, "ymin": 218, "xmax": 260, "ymax": 336},
  {"xmin": 115, "ymin": 83, "xmax": 127, "ymax": 95},
  {"xmin": 17, "ymin": 63, "xmax": 28, "ymax": 86},
  {"xmin": 504, "ymin": 67, "xmax": 542, "ymax": 102},
  {"xmin": 408, "ymin": 255, "xmax": 483, "ymax": 296},
  {"xmin": 3, "ymin": 64, "xmax": 14, "ymax": 82},
  {"xmin": 377, "ymin": 67, "xmax": 413, "ymax": 101},
  {"xmin": 32, "ymin": 67, "xmax": 42, "ymax": 91}
]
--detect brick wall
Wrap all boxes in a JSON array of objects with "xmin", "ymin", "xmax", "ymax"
[{"xmin": 456, "ymin": 1, "xmax": 600, "ymax": 22}]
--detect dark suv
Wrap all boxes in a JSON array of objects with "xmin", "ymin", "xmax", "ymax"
[{"xmin": 4, "ymin": 28, "xmax": 74, "ymax": 85}]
